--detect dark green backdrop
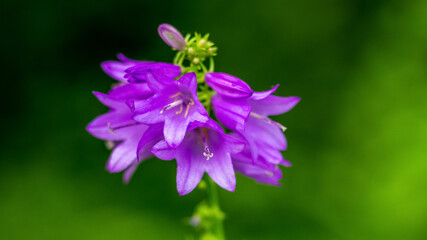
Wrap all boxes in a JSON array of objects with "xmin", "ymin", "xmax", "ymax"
[{"xmin": 1, "ymin": 0, "xmax": 426, "ymax": 239}]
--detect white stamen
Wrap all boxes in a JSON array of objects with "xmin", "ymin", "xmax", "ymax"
[
  {"xmin": 160, "ymin": 99, "xmax": 183, "ymax": 114},
  {"xmin": 203, "ymin": 151, "xmax": 214, "ymax": 161}
]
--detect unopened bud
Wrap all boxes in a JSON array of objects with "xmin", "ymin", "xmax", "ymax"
[
  {"xmin": 188, "ymin": 47, "xmax": 195, "ymax": 55},
  {"xmin": 197, "ymin": 39, "xmax": 207, "ymax": 48},
  {"xmin": 193, "ymin": 57, "xmax": 200, "ymax": 64},
  {"xmin": 158, "ymin": 24, "xmax": 186, "ymax": 51}
]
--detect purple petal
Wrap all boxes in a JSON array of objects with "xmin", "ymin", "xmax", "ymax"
[
  {"xmin": 92, "ymin": 91, "xmax": 122, "ymax": 109},
  {"xmin": 205, "ymin": 73, "xmax": 253, "ymax": 98},
  {"xmin": 131, "ymin": 96, "xmax": 169, "ymax": 124},
  {"xmin": 232, "ymin": 151, "xmax": 283, "ymax": 186},
  {"xmin": 250, "ymin": 84, "xmax": 279, "ymax": 100},
  {"xmin": 211, "ymin": 95, "xmax": 251, "ymax": 131},
  {"xmin": 86, "ymin": 92, "xmax": 134, "ymax": 140},
  {"xmin": 106, "ymin": 124, "xmax": 146, "ymax": 172},
  {"xmin": 243, "ymin": 116, "xmax": 287, "ymax": 150},
  {"xmin": 205, "ymin": 149, "xmax": 236, "ymax": 192},
  {"xmin": 136, "ymin": 123, "xmax": 164, "ymax": 161},
  {"xmin": 123, "ymin": 162, "xmax": 139, "ymax": 184},
  {"xmin": 86, "ymin": 112, "xmax": 134, "ymax": 141},
  {"xmin": 108, "ymin": 83, "xmax": 153, "ymax": 101},
  {"xmin": 101, "ymin": 61, "xmax": 135, "ymax": 82},
  {"xmin": 158, "ymin": 24, "xmax": 186, "ymax": 51},
  {"xmin": 151, "ymin": 140, "xmax": 176, "ymax": 160},
  {"xmin": 177, "ymin": 72, "xmax": 197, "ymax": 94},
  {"xmin": 164, "ymin": 115, "xmax": 190, "ymax": 148},
  {"xmin": 125, "ymin": 63, "xmax": 181, "ymax": 86},
  {"xmin": 175, "ymin": 138, "xmax": 205, "ymax": 195},
  {"xmin": 249, "ymin": 96, "xmax": 300, "ymax": 116}
]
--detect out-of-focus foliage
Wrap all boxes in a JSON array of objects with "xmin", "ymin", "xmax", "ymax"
[{"xmin": 1, "ymin": 0, "xmax": 426, "ymax": 239}]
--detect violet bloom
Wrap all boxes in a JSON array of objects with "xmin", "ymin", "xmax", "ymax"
[
  {"xmin": 101, "ymin": 53, "xmax": 152, "ymax": 82},
  {"xmin": 151, "ymin": 120, "xmax": 245, "ymax": 195},
  {"xmin": 130, "ymin": 72, "xmax": 209, "ymax": 147},
  {"xmin": 231, "ymin": 148, "xmax": 283, "ymax": 186},
  {"xmin": 86, "ymin": 84, "xmax": 156, "ymax": 183},
  {"xmin": 206, "ymin": 72, "xmax": 299, "ymax": 166},
  {"xmin": 242, "ymin": 89, "xmax": 300, "ymax": 164},
  {"xmin": 206, "ymin": 73, "xmax": 253, "ymax": 131},
  {"xmin": 125, "ymin": 62, "xmax": 181, "ymax": 86}
]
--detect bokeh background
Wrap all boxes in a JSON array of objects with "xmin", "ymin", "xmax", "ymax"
[{"xmin": 1, "ymin": 0, "xmax": 427, "ymax": 239}]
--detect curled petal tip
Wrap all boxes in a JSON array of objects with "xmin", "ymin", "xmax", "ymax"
[{"xmin": 158, "ymin": 24, "xmax": 186, "ymax": 51}]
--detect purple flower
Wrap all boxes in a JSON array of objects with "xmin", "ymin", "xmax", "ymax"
[
  {"xmin": 231, "ymin": 147, "xmax": 284, "ymax": 186},
  {"xmin": 101, "ymin": 53, "xmax": 153, "ymax": 82},
  {"xmin": 205, "ymin": 72, "xmax": 253, "ymax": 98},
  {"xmin": 242, "ymin": 90, "xmax": 300, "ymax": 163},
  {"xmin": 130, "ymin": 72, "xmax": 209, "ymax": 148},
  {"xmin": 86, "ymin": 84, "xmax": 156, "ymax": 183},
  {"xmin": 207, "ymin": 74, "xmax": 299, "ymax": 168},
  {"xmin": 125, "ymin": 62, "xmax": 181, "ymax": 86},
  {"xmin": 151, "ymin": 120, "xmax": 245, "ymax": 195},
  {"xmin": 158, "ymin": 24, "xmax": 187, "ymax": 51}
]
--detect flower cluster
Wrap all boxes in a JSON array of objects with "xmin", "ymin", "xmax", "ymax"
[{"xmin": 87, "ymin": 24, "xmax": 300, "ymax": 195}]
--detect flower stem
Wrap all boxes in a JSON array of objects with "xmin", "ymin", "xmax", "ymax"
[{"xmin": 206, "ymin": 178, "xmax": 225, "ymax": 240}]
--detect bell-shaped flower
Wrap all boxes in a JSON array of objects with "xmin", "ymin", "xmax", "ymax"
[
  {"xmin": 101, "ymin": 53, "xmax": 153, "ymax": 83},
  {"xmin": 240, "ymin": 86, "xmax": 300, "ymax": 164},
  {"xmin": 151, "ymin": 120, "xmax": 245, "ymax": 195},
  {"xmin": 231, "ymin": 146, "xmax": 285, "ymax": 186},
  {"xmin": 86, "ymin": 84, "xmax": 156, "ymax": 183},
  {"xmin": 125, "ymin": 62, "xmax": 181, "ymax": 86},
  {"xmin": 205, "ymin": 72, "xmax": 253, "ymax": 98},
  {"xmin": 130, "ymin": 72, "xmax": 209, "ymax": 148}
]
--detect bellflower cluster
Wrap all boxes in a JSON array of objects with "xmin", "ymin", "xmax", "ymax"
[{"xmin": 87, "ymin": 24, "xmax": 299, "ymax": 195}]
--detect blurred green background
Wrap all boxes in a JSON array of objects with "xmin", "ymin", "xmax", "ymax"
[{"xmin": 1, "ymin": 0, "xmax": 426, "ymax": 239}]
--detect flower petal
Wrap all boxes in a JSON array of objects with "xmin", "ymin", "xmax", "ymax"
[
  {"xmin": 108, "ymin": 83, "xmax": 153, "ymax": 101},
  {"xmin": 123, "ymin": 162, "xmax": 139, "ymax": 184},
  {"xmin": 250, "ymin": 84, "xmax": 279, "ymax": 100},
  {"xmin": 101, "ymin": 61, "xmax": 135, "ymax": 82},
  {"xmin": 175, "ymin": 136, "xmax": 205, "ymax": 195},
  {"xmin": 164, "ymin": 115, "xmax": 190, "ymax": 148},
  {"xmin": 177, "ymin": 72, "xmax": 197, "ymax": 94},
  {"xmin": 243, "ymin": 116, "xmax": 287, "ymax": 150},
  {"xmin": 151, "ymin": 140, "xmax": 176, "ymax": 160},
  {"xmin": 249, "ymin": 96, "xmax": 300, "ymax": 116},
  {"xmin": 211, "ymin": 95, "xmax": 251, "ymax": 131},
  {"xmin": 205, "ymin": 73, "xmax": 253, "ymax": 98},
  {"xmin": 137, "ymin": 123, "xmax": 164, "ymax": 161},
  {"xmin": 232, "ymin": 151, "xmax": 283, "ymax": 186},
  {"xmin": 125, "ymin": 63, "xmax": 181, "ymax": 85},
  {"xmin": 106, "ymin": 124, "xmax": 146, "ymax": 172}
]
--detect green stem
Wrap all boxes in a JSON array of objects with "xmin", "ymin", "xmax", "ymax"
[{"xmin": 206, "ymin": 178, "xmax": 225, "ymax": 240}]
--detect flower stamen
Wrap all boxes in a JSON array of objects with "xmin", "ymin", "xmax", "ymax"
[
  {"xmin": 169, "ymin": 92, "xmax": 182, "ymax": 98},
  {"xmin": 160, "ymin": 99, "xmax": 183, "ymax": 114},
  {"xmin": 201, "ymin": 128, "xmax": 214, "ymax": 161},
  {"xmin": 176, "ymin": 105, "xmax": 183, "ymax": 114},
  {"xmin": 184, "ymin": 99, "xmax": 195, "ymax": 118}
]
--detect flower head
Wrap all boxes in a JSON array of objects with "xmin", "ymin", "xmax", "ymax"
[{"xmin": 88, "ymin": 23, "xmax": 300, "ymax": 192}]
